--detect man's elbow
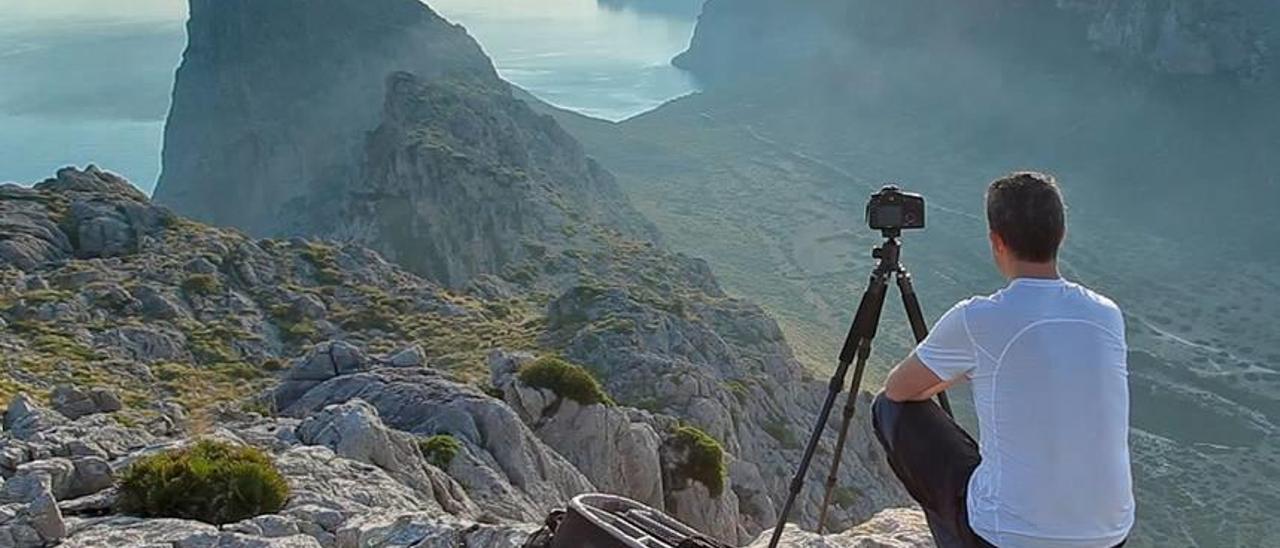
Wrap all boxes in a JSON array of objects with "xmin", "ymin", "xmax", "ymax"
[{"xmin": 882, "ymin": 383, "xmax": 919, "ymax": 403}]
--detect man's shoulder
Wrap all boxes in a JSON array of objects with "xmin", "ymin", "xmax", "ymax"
[{"xmin": 1066, "ymin": 281, "xmax": 1124, "ymax": 318}]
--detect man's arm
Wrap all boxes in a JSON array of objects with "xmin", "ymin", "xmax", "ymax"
[
  {"xmin": 884, "ymin": 353, "xmax": 963, "ymax": 402},
  {"xmin": 884, "ymin": 300, "xmax": 978, "ymax": 402}
]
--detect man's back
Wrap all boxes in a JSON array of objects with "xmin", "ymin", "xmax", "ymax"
[{"xmin": 951, "ymin": 278, "xmax": 1133, "ymax": 547}]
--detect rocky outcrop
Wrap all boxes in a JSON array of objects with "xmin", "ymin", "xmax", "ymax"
[
  {"xmin": 156, "ymin": 0, "xmax": 658, "ymax": 289},
  {"xmin": 155, "ymin": 0, "xmax": 501, "ymax": 236},
  {"xmin": 344, "ymin": 71, "xmax": 657, "ymax": 286},
  {"xmin": 747, "ymin": 507, "xmax": 933, "ymax": 547},
  {"xmin": 489, "ymin": 351, "xmax": 665, "ymax": 509},
  {"xmin": 274, "ymin": 361, "xmax": 595, "ymax": 523}
]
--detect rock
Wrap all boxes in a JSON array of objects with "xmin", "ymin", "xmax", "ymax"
[
  {"xmin": 0, "ymin": 413, "xmax": 163, "ymax": 477},
  {"xmin": 60, "ymin": 516, "xmax": 215, "ymax": 547},
  {"xmin": 173, "ymin": 531, "xmax": 323, "ymax": 547},
  {"xmin": 130, "ymin": 284, "xmax": 186, "ymax": 320},
  {"xmin": 66, "ymin": 457, "xmax": 113, "ymax": 500},
  {"xmin": 278, "ymin": 367, "xmax": 594, "ymax": 522},
  {"xmin": 274, "ymin": 446, "xmax": 433, "ymax": 519},
  {"xmin": 2, "ymin": 395, "xmax": 65, "ymax": 441},
  {"xmin": 287, "ymin": 342, "xmax": 368, "ymax": 382},
  {"xmin": 50, "ymin": 385, "xmax": 123, "ymax": 420},
  {"xmin": 746, "ymin": 507, "xmax": 934, "ymax": 547},
  {"xmin": 3, "ymin": 456, "xmax": 112, "ymax": 502},
  {"xmin": 334, "ymin": 513, "xmax": 534, "ymax": 548},
  {"xmin": 289, "ymin": 294, "xmax": 327, "ymax": 320},
  {"xmin": 383, "ymin": 346, "xmax": 424, "ymax": 368},
  {"xmin": 0, "ymin": 186, "xmax": 74, "ymax": 270},
  {"xmin": 58, "ymin": 516, "xmax": 318, "ymax": 547},
  {"xmin": 184, "ymin": 257, "xmax": 219, "ymax": 274},
  {"xmin": 0, "ymin": 481, "xmax": 66, "ymax": 547},
  {"xmin": 99, "ymin": 325, "xmax": 190, "ymax": 363},
  {"xmin": 57, "ymin": 488, "xmax": 117, "ymax": 517},
  {"xmin": 492, "ymin": 351, "xmax": 664, "ymax": 509},
  {"xmin": 226, "ymin": 514, "xmax": 301, "ymax": 538},
  {"xmin": 294, "ymin": 400, "xmax": 476, "ymax": 517},
  {"xmin": 664, "ymin": 481, "xmax": 742, "ymax": 545}
]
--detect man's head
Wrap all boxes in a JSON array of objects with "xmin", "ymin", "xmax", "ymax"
[{"xmin": 986, "ymin": 172, "xmax": 1066, "ymax": 278}]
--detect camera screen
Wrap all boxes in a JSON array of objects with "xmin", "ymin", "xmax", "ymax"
[{"xmin": 878, "ymin": 204, "xmax": 902, "ymax": 227}]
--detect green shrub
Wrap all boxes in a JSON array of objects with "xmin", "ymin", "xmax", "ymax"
[
  {"xmin": 182, "ymin": 274, "xmax": 221, "ymax": 296},
  {"xmin": 517, "ymin": 356, "xmax": 612, "ymax": 406},
  {"xmin": 418, "ymin": 434, "xmax": 462, "ymax": 468},
  {"xmin": 671, "ymin": 425, "xmax": 726, "ymax": 497},
  {"xmin": 117, "ymin": 440, "xmax": 289, "ymax": 524}
]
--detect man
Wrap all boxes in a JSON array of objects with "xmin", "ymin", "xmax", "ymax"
[{"xmin": 872, "ymin": 172, "xmax": 1133, "ymax": 547}]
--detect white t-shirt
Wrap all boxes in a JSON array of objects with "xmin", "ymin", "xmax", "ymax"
[{"xmin": 916, "ymin": 277, "xmax": 1134, "ymax": 548}]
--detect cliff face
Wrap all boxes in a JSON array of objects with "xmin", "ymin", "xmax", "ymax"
[
  {"xmin": 341, "ymin": 72, "xmax": 658, "ymax": 287},
  {"xmin": 676, "ymin": 0, "xmax": 1279, "ymax": 84},
  {"xmin": 154, "ymin": 0, "xmax": 500, "ymax": 236}
]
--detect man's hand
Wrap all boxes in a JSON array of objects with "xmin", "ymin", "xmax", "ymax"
[{"xmin": 884, "ymin": 353, "xmax": 961, "ymax": 402}]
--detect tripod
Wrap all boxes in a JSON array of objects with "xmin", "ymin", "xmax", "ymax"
[{"xmin": 766, "ymin": 229, "xmax": 950, "ymax": 548}]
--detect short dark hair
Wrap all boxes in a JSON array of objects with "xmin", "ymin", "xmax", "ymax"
[{"xmin": 986, "ymin": 172, "xmax": 1066, "ymax": 262}]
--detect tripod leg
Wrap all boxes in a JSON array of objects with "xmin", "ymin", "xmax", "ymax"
[
  {"xmin": 896, "ymin": 269, "xmax": 951, "ymax": 416},
  {"xmin": 766, "ymin": 271, "xmax": 891, "ymax": 548},
  {"xmin": 816, "ymin": 340, "xmax": 873, "ymax": 533}
]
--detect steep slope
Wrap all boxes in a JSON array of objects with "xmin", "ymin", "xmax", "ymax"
[{"xmin": 341, "ymin": 72, "xmax": 658, "ymax": 287}]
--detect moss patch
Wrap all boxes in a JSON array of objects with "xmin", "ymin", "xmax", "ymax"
[
  {"xmin": 417, "ymin": 434, "xmax": 462, "ymax": 468},
  {"xmin": 671, "ymin": 425, "xmax": 726, "ymax": 497},
  {"xmin": 181, "ymin": 274, "xmax": 221, "ymax": 296},
  {"xmin": 117, "ymin": 440, "xmax": 289, "ymax": 525},
  {"xmin": 517, "ymin": 356, "xmax": 613, "ymax": 406}
]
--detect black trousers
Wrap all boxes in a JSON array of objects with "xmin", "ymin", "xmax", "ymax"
[
  {"xmin": 870, "ymin": 392, "xmax": 1126, "ymax": 548},
  {"xmin": 871, "ymin": 391, "xmax": 993, "ymax": 548}
]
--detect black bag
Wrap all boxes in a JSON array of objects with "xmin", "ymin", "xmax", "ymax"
[{"xmin": 522, "ymin": 494, "xmax": 733, "ymax": 548}]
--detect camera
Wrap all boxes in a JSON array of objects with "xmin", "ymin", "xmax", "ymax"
[{"xmin": 866, "ymin": 185, "xmax": 925, "ymax": 232}]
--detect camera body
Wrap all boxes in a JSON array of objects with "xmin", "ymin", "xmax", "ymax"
[{"xmin": 866, "ymin": 185, "xmax": 925, "ymax": 232}]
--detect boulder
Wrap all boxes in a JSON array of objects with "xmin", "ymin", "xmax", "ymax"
[
  {"xmin": 50, "ymin": 385, "xmax": 123, "ymax": 420},
  {"xmin": 294, "ymin": 400, "xmax": 476, "ymax": 516},
  {"xmin": 0, "ymin": 480, "xmax": 66, "ymax": 547},
  {"xmin": 278, "ymin": 367, "xmax": 594, "ymax": 522},
  {"xmin": 491, "ymin": 351, "xmax": 664, "ymax": 509},
  {"xmin": 2, "ymin": 395, "xmax": 65, "ymax": 441}
]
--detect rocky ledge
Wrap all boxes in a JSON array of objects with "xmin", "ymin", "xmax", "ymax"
[{"xmin": 0, "ymin": 339, "xmax": 931, "ymax": 547}]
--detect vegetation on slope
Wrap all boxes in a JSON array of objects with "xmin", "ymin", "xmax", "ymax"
[{"xmin": 117, "ymin": 440, "xmax": 289, "ymax": 524}]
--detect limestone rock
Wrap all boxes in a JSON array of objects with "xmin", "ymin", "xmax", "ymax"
[
  {"xmin": 333, "ymin": 513, "xmax": 534, "ymax": 548},
  {"xmin": 2, "ymin": 395, "xmax": 65, "ymax": 441},
  {"xmin": 277, "ymin": 367, "xmax": 593, "ymax": 522},
  {"xmin": 294, "ymin": 400, "xmax": 476, "ymax": 517},
  {"xmin": 50, "ymin": 385, "xmax": 123, "ymax": 420},
  {"xmin": 746, "ymin": 507, "xmax": 934, "ymax": 547},
  {"xmin": 0, "ymin": 480, "xmax": 66, "ymax": 547},
  {"xmin": 491, "ymin": 351, "xmax": 664, "ymax": 509}
]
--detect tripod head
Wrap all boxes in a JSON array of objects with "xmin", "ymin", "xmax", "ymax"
[{"xmin": 871, "ymin": 232, "xmax": 905, "ymax": 276}]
